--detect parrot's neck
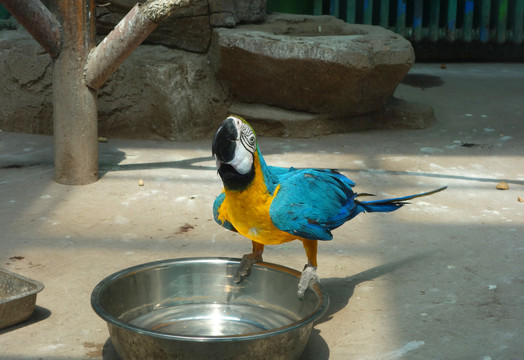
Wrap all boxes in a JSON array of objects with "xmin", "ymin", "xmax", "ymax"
[
  {"xmin": 219, "ymin": 147, "xmax": 278, "ymax": 194},
  {"xmin": 218, "ymin": 162, "xmax": 254, "ymax": 191}
]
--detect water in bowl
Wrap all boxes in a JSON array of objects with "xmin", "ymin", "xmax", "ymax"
[{"xmin": 129, "ymin": 302, "xmax": 299, "ymax": 337}]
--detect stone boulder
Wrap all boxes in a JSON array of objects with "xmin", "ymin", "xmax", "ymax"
[
  {"xmin": 210, "ymin": 13, "xmax": 415, "ymax": 118},
  {"xmin": 97, "ymin": 45, "xmax": 230, "ymax": 140}
]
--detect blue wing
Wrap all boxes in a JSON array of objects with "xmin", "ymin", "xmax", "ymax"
[
  {"xmin": 269, "ymin": 169, "xmax": 358, "ymax": 241},
  {"xmin": 213, "ymin": 192, "xmax": 237, "ymax": 232},
  {"xmin": 269, "ymin": 165, "xmax": 447, "ymax": 241}
]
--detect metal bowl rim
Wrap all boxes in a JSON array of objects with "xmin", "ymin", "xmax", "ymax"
[{"xmin": 91, "ymin": 257, "xmax": 329, "ymax": 342}]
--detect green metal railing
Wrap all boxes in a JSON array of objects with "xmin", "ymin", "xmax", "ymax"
[{"xmin": 305, "ymin": 0, "xmax": 524, "ymax": 44}]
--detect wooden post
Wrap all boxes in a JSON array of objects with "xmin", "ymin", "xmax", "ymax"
[
  {"xmin": 429, "ymin": 0, "xmax": 441, "ymax": 42},
  {"xmin": 395, "ymin": 0, "xmax": 407, "ymax": 38},
  {"xmin": 346, "ymin": 0, "xmax": 356, "ymax": 23},
  {"xmin": 330, "ymin": 0, "xmax": 339, "ymax": 18},
  {"xmin": 496, "ymin": 0, "xmax": 508, "ymax": 44},
  {"xmin": 363, "ymin": 0, "xmax": 373, "ymax": 25},
  {"xmin": 379, "ymin": 0, "xmax": 389, "ymax": 28},
  {"xmin": 479, "ymin": 0, "xmax": 491, "ymax": 43},
  {"xmin": 514, "ymin": 0, "xmax": 524, "ymax": 44},
  {"xmin": 446, "ymin": 0, "xmax": 457, "ymax": 42},
  {"xmin": 313, "ymin": 0, "xmax": 323, "ymax": 16},
  {"xmin": 463, "ymin": 0, "xmax": 474, "ymax": 43},
  {"xmin": 53, "ymin": 1, "xmax": 99, "ymax": 184},
  {"xmin": 413, "ymin": 1, "xmax": 423, "ymax": 42}
]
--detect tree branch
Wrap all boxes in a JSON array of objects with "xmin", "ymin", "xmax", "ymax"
[
  {"xmin": 0, "ymin": 0, "xmax": 61, "ymax": 57},
  {"xmin": 84, "ymin": 0, "xmax": 193, "ymax": 90},
  {"xmin": 140, "ymin": 0, "xmax": 194, "ymax": 23}
]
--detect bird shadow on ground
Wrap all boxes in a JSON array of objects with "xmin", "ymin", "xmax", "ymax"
[
  {"xmin": 99, "ymin": 153, "xmax": 216, "ymax": 178},
  {"xmin": 97, "ymin": 142, "xmax": 215, "ymax": 179},
  {"xmin": 300, "ymin": 254, "xmax": 427, "ymax": 360}
]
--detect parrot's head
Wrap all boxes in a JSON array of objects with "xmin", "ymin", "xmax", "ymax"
[{"xmin": 212, "ymin": 115, "xmax": 257, "ymax": 190}]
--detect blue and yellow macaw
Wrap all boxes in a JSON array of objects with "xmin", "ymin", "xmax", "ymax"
[{"xmin": 212, "ymin": 115, "xmax": 446, "ymax": 298}]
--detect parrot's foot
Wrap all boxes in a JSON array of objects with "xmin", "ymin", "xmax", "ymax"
[
  {"xmin": 297, "ymin": 265, "xmax": 319, "ymax": 299},
  {"xmin": 234, "ymin": 252, "xmax": 263, "ymax": 283}
]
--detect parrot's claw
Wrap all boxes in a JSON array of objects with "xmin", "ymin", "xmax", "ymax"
[
  {"xmin": 234, "ymin": 252, "xmax": 263, "ymax": 283},
  {"xmin": 297, "ymin": 265, "xmax": 319, "ymax": 299}
]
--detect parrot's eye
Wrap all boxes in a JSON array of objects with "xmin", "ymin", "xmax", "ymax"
[{"xmin": 238, "ymin": 120, "xmax": 256, "ymax": 154}]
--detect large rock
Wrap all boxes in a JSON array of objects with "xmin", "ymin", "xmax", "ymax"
[
  {"xmin": 0, "ymin": 27, "xmax": 229, "ymax": 140},
  {"xmin": 210, "ymin": 13, "xmax": 415, "ymax": 118},
  {"xmin": 97, "ymin": 45, "xmax": 230, "ymax": 140}
]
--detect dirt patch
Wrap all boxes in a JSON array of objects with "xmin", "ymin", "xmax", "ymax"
[{"xmin": 176, "ymin": 223, "xmax": 195, "ymax": 234}]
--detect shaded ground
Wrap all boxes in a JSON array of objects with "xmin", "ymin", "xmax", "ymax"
[{"xmin": 1, "ymin": 63, "xmax": 523, "ymax": 359}]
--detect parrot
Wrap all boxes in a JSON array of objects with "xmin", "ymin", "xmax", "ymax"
[{"xmin": 212, "ymin": 115, "xmax": 447, "ymax": 298}]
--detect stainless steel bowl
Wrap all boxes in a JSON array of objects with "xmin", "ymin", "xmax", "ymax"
[{"xmin": 91, "ymin": 257, "xmax": 329, "ymax": 360}]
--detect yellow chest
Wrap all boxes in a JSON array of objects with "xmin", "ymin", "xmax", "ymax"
[{"xmin": 217, "ymin": 159, "xmax": 297, "ymax": 246}]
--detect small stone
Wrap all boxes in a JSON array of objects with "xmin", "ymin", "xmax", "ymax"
[
  {"xmin": 518, "ymin": 196, "xmax": 523, "ymax": 203},
  {"xmin": 138, "ymin": 179, "xmax": 144, "ymax": 187},
  {"xmin": 98, "ymin": 136, "xmax": 108, "ymax": 143},
  {"xmin": 496, "ymin": 182, "xmax": 509, "ymax": 190},
  {"xmin": 440, "ymin": 63, "xmax": 447, "ymax": 69}
]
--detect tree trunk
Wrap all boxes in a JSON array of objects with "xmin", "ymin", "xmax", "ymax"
[{"xmin": 53, "ymin": 1, "xmax": 98, "ymax": 185}]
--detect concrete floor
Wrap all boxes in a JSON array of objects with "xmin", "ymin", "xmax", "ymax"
[{"xmin": 0, "ymin": 63, "xmax": 523, "ymax": 360}]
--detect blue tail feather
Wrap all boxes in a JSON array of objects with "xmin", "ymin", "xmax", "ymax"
[{"xmin": 356, "ymin": 186, "xmax": 447, "ymax": 213}]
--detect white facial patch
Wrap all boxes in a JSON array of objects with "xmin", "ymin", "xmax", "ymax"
[{"xmin": 228, "ymin": 142, "xmax": 253, "ymax": 174}]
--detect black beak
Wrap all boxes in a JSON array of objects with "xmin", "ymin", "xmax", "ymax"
[{"xmin": 212, "ymin": 117, "xmax": 238, "ymax": 164}]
